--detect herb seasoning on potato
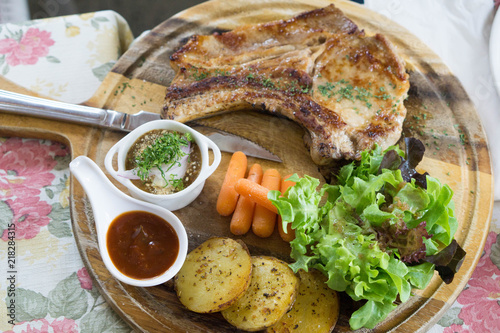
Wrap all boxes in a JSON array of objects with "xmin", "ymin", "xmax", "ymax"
[
  {"xmin": 268, "ymin": 269, "xmax": 339, "ymax": 333},
  {"xmin": 221, "ymin": 256, "xmax": 299, "ymax": 331},
  {"xmin": 174, "ymin": 237, "xmax": 252, "ymax": 313}
]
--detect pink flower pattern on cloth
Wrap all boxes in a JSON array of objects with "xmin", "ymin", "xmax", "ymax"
[
  {"xmin": 0, "ymin": 28, "xmax": 54, "ymax": 66},
  {"xmin": 77, "ymin": 267, "xmax": 93, "ymax": 291},
  {"xmin": 4, "ymin": 317, "xmax": 78, "ymax": 333},
  {"xmin": 442, "ymin": 232, "xmax": 500, "ymax": 332},
  {"xmin": 1, "ymin": 138, "xmax": 130, "ymax": 332},
  {"xmin": 0, "ymin": 137, "xmax": 67, "ymax": 240}
]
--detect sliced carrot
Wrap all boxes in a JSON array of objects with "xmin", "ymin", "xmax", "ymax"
[
  {"xmin": 230, "ymin": 164, "xmax": 263, "ymax": 235},
  {"xmin": 278, "ymin": 174, "xmax": 296, "ymax": 242},
  {"xmin": 216, "ymin": 151, "xmax": 248, "ymax": 216},
  {"xmin": 252, "ymin": 169, "xmax": 281, "ymax": 238},
  {"xmin": 234, "ymin": 178, "xmax": 278, "ymax": 214}
]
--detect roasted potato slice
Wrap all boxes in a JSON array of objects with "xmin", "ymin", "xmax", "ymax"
[
  {"xmin": 174, "ymin": 237, "xmax": 252, "ymax": 313},
  {"xmin": 221, "ymin": 256, "xmax": 299, "ymax": 331},
  {"xmin": 267, "ymin": 269, "xmax": 340, "ymax": 333}
]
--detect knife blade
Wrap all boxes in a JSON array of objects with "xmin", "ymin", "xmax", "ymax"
[
  {"xmin": 191, "ymin": 126, "xmax": 281, "ymax": 162},
  {"xmin": 0, "ymin": 89, "xmax": 282, "ymax": 162}
]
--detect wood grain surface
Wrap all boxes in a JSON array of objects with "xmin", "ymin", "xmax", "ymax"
[{"xmin": 0, "ymin": 0, "xmax": 494, "ymax": 332}]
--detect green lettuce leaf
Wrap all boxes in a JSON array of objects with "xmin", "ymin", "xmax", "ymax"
[
  {"xmin": 349, "ymin": 299, "xmax": 397, "ymax": 330},
  {"xmin": 269, "ymin": 140, "xmax": 463, "ymax": 330}
]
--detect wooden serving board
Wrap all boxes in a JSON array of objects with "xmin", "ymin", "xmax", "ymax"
[{"xmin": 0, "ymin": 0, "xmax": 494, "ymax": 332}]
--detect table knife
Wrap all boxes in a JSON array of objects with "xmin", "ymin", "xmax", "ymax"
[{"xmin": 0, "ymin": 89, "xmax": 282, "ymax": 162}]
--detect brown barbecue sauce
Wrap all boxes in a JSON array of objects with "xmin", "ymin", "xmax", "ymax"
[{"xmin": 107, "ymin": 211, "xmax": 179, "ymax": 279}]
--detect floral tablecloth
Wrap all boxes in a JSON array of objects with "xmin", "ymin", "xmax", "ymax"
[
  {"xmin": 0, "ymin": 11, "xmax": 133, "ymax": 333},
  {"xmin": 0, "ymin": 4, "xmax": 499, "ymax": 333}
]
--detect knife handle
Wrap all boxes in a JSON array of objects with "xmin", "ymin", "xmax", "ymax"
[{"xmin": 0, "ymin": 89, "xmax": 126, "ymax": 129}]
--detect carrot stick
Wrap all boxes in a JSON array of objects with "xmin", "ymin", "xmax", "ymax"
[
  {"xmin": 230, "ymin": 164, "xmax": 263, "ymax": 235},
  {"xmin": 216, "ymin": 151, "xmax": 248, "ymax": 216},
  {"xmin": 234, "ymin": 178, "xmax": 278, "ymax": 214},
  {"xmin": 252, "ymin": 169, "xmax": 281, "ymax": 238},
  {"xmin": 278, "ymin": 174, "xmax": 296, "ymax": 242}
]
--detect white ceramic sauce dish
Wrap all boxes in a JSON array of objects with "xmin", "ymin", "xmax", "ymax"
[
  {"xmin": 69, "ymin": 156, "xmax": 188, "ymax": 287},
  {"xmin": 104, "ymin": 120, "xmax": 221, "ymax": 211}
]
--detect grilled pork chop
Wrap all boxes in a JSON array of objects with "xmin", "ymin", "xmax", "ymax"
[{"xmin": 162, "ymin": 4, "xmax": 409, "ymax": 165}]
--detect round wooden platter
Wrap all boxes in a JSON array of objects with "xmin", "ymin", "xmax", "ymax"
[{"xmin": 0, "ymin": 0, "xmax": 494, "ymax": 332}]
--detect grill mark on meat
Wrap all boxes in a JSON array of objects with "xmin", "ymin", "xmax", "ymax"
[
  {"xmin": 162, "ymin": 4, "xmax": 410, "ymax": 164},
  {"xmin": 165, "ymin": 68, "xmax": 314, "ymax": 100},
  {"xmin": 163, "ymin": 75, "xmax": 344, "ymax": 138}
]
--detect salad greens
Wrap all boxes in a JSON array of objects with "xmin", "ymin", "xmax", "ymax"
[{"xmin": 269, "ymin": 138, "xmax": 465, "ymax": 330}]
